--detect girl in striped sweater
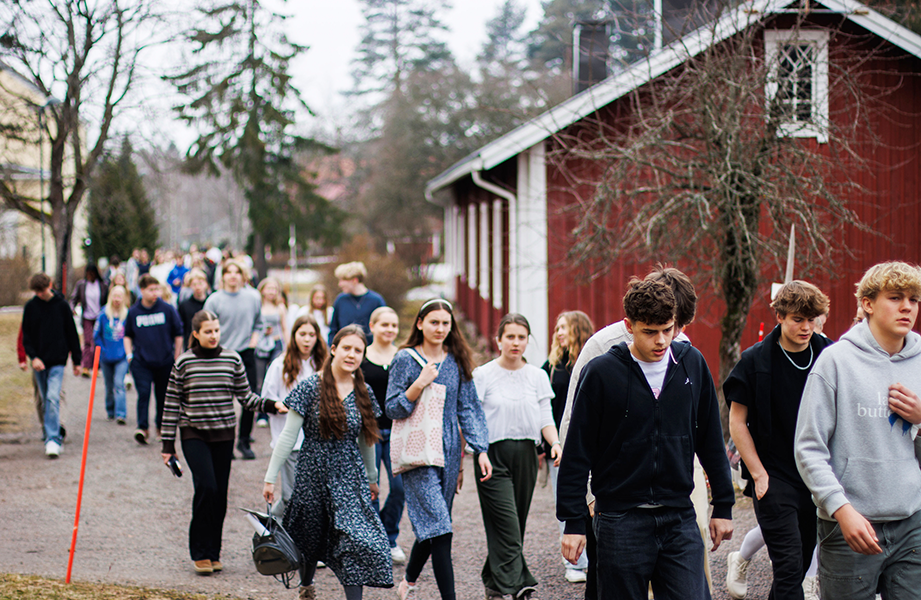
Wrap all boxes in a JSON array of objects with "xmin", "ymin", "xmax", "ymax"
[{"xmin": 161, "ymin": 309, "xmax": 286, "ymax": 575}]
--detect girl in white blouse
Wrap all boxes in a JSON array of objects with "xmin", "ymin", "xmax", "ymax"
[
  {"xmin": 261, "ymin": 315, "xmax": 327, "ymax": 518},
  {"xmin": 472, "ymin": 313, "xmax": 561, "ymax": 600}
]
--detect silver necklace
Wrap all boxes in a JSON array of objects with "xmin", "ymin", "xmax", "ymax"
[{"xmin": 779, "ymin": 342, "xmax": 813, "ymax": 371}]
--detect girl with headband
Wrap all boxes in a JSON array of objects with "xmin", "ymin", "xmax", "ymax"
[{"xmin": 386, "ymin": 298, "xmax": 493, "ymax": 600}]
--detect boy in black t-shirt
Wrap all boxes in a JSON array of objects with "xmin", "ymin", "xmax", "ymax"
[{"xmin": 724, "ymin": 281, "xmax": 832, "ymax": 600}]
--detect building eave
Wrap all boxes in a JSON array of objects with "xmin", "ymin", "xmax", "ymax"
[{"xmin": 425, "ymin": 0, "xmax": 921, "ymax": 202}]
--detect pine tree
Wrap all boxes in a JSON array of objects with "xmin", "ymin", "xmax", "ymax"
[
  {"xmin": 164, "ymin": 0, "xmax": 342, "ymax": 277},
  {"xmin": 351, "ymin": 0, "xmax": 454, "ymax": 95},
  {"xmin": 87, "ymin": 137, "xmax": 159, "ymax": 263}
]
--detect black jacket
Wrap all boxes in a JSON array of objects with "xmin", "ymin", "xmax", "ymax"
[
  {"xmin": 722, "ymin": 325, "xmax": 833, "ymax": 494},
  {"xmin": 22, "ymin": 291, "xmax": 81, "ymax": 367},
  {"xmin": 557, "ymin": 340, "xmax": 734, "ymax": 534}
]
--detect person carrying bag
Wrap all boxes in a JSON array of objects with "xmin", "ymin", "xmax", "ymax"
[{"xmin": 390, "ymin": 347, "xmax": 446, "ymax": 474}]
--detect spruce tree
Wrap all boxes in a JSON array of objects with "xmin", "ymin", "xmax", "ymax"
[
  {"xmin": 87, "ymin": 137, "xmax": 159, "ymax": 262},
  {"xmin": 164, "ymin": 0, "xmax": 342, "ymax": 277}
]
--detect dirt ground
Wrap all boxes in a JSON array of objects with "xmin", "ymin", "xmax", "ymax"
[{"xmin": 0, "ymin": 364, "xmax": 773, "ymax": 599}]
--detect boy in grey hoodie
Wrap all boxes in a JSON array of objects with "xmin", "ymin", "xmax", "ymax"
[{"xmin": 795, "ymin": 261, "xmax": 921, "ymax": 600}]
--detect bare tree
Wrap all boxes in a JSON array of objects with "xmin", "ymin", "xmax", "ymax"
[
  {"xmin": 0, "ymin": 0, "xmax": 158, "ymax": 288},
  {"xmin": 550, "ymin": 6, "xmax": 897, "ymax": 427}
]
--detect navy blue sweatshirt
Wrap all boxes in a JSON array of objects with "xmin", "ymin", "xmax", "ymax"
[
  {"xmin": 557, "ymin": 340, "xmax": 734, "ymax": 534},
  {"xmin": 22, "ymin": 291, "xmax": 81, "ymax": 367},
  {"xmin": 124, "ymin": 298, "xmax": 182, "ymax": 368}
]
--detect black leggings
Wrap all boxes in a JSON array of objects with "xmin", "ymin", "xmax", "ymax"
[{"xmin": 405, "ymin": 533, "xmax": 455, "ymax": 600}]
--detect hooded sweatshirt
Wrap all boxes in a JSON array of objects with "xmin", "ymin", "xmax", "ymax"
[
  {"xmin": 557, "ymin": 340, "xmax": 734, "ymax": 534},
  {"xmin": 795, "ymin": 320, "xmax": 921, "ymax": 522}
]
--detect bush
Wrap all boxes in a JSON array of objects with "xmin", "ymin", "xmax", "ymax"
[
  {"xmin": 323, "ymin": 235, "xmax": 413, "ymax": 313},
  {"xmin": 0, "ymin": 257, "xmax": 33, "ymax": 306}
]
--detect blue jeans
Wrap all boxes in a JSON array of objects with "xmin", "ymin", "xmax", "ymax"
[
  {"xmin": 101, "ymin": 359, "xmax": 128, "ymax": 420},
  {"xmin": 374, "ymin": 429, "xmax": 405, "ymax": 547},
  {"xmin": 34, "ymin": 365, "xmax": 64, "ymax": 444},
  {"xmin": 130, "ymin": 360, "xmax": 172, "ymax": 430},
  {"xmin": 594, "ymin": 506, "xmax": 710, "ymax": 600},
  {"xmin": 817, "ymin": 510, "xmax": 921, "ymax": 600}
]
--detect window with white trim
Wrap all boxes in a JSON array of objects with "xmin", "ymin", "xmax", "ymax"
[{"xmin": 764, "ymin": 30, "xmax": 829, "ymax": 143}]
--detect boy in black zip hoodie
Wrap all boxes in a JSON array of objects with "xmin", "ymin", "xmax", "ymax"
[{"xmin": 558, "ymin": 278, "xmax": 734, "ymax": 600}]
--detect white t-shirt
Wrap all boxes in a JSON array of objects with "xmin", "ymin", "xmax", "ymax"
[
  {"xmin": 262, "ymin": 355, "xmax": 316, "ymax": 451},
  {"xmin": 473, "ymin": 360, "xmax": 555, "ymax": 444},
  {"xmin": 631, "ymin": 347, "xmax": 673, "ymax": 399}
]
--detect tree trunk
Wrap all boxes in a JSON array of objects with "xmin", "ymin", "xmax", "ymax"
[
  {"xmin": 52, "ymin": 202, "xmax": 74, "ymax": 295},
  {"xmin": 252, "ymin": 231, "xmax": 267, "ymax": 282}
]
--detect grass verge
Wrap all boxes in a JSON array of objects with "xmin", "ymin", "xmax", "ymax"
[
  {"xmin": 0, "ymin": 312, "xmax": 35, "ymax": 435},
  {"xmin": 0, "ymin": 574, "xmax": 243, "ymax": 600}
]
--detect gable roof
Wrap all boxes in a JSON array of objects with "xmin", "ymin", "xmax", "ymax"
[{"xmin": 426, "ymin": 0, "xmax": 921, "ymax": 200}]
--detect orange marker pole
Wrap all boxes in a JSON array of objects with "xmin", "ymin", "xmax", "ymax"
[{"xmin": 66, "ymin": 345, "xmax": 100, "ymax": 583}]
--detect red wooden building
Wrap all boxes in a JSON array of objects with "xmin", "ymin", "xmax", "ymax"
[{"xmin": 425, "ymin": 0, "xmax": 921, "ymax": 370}]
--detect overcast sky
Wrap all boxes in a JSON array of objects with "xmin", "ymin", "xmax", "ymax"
[
  {"xmin": 126, "ymin": 0, "xmax": 546, "ymax": 148},
  {"xmin": 268, "ymin": 0, "xmax": 545, "ymax": 137}
]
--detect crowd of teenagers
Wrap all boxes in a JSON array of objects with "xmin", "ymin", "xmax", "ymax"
[{"xmin": 18, "ymin": 256, "xmax": 921, "ymax": 600}]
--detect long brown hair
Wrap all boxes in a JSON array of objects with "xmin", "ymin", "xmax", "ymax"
[
  {"xmin": 318, "ymin": 325, "xmax": 380, "ymax": 445},
  {"xmin": 548, "ymin": 311, "xmax": 595, "ymax": 369},
  {"xmin": 283, "ymin": 315, "xmax": 328, "ymax": 389},
  {"xmin": 400, "ymin": 298, "xmax": 475, "ymax": 381}
]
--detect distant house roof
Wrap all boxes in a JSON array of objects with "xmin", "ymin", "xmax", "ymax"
[{"xmin": 425, "ymin": 0, "xmax": 921, "ymax": 200}]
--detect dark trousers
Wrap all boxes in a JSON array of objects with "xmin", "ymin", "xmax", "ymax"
[
  {"xmin": 753, "ymin": 478, "xmax": 817, "ymax": 600},
  {"xmin": 594, "ymin": 506, "xmax": 709, "ymax": 600},
  {"xmin": 131, "ymin": 360, "xmax": 171, "ymax": 430},
  {"xmin": 475, "ymin": 439, "xmax": 539, "ymax": 594},
  {"xmin": 182, "ymin": 437, "xmax": 234, "ymax": 561},
  {"xmin": 585, "ymin": 513, "xmax": 598, "ymax": 600},
  {"xmin": 237, "ymin": 348, "xmax": 257, "ymax": 443},
  {"xmin": 373, "ymin": 429, "xmax": 405, "ymax": 547}
]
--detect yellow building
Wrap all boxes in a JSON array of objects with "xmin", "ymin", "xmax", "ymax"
[{"xmin": 0, "ymin": 61, "xmax": 86, "ymax": 277}]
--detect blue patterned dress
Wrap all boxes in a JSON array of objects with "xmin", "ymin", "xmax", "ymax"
[
  {"xmin": 385, "ymin": 350, "xmax": 489, "ymax": 541},
  {"xmin": 283, "ymin": 374, "xmax": 393, "ymax": 588}
]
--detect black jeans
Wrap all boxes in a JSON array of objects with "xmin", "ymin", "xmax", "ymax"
[
  {"xmin": 237, "ymin": 348, "xmax": 257, "ymax": 443},
  {"xmin": 182, "ymin": 437, "xmax": 234, "ymax": 561},
  {"xmin": 753, "ymin": 477, "xmax": 817, "ymax": 600},
  {"xmin": 594, "ymin": 506, "xmax": 709, "ymax": 600}
]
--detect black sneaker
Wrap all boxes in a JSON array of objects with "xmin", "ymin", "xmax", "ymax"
[
  {"xmin": 237, "ymin": 441, "xmax": 255, "ymax": 460},
  {"xmin": 59, "ymin": 425, "xmax": 67, "ymax": 441}
]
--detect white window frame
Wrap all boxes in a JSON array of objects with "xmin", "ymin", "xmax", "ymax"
[{"xmin": 764, "ymin": 29, "xmax": 829, "ymax": 144}]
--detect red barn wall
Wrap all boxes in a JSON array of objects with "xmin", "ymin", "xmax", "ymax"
[{"xmin": 545, "ymin": 20, "xmax": 921, "ymax": 377}]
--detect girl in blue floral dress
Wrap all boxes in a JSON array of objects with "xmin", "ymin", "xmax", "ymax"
[
  {"xmin": 263, "ymin": 325, "xmax": 392, "ymax": 600},
  {"xmin": 386, "ymin": 298, "xmax": 493, "ymax": 600}
]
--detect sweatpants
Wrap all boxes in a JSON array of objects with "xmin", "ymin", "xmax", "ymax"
[{"xmin": 474, "ymin": 439, "xmax": 540, "ymax": 595}]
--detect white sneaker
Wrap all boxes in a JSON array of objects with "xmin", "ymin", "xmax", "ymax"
[
  {"xmin": 726, "ymin": 551, "xmax": 750, "ymax": 599},
  {"xmin": 45, "ymin": 441, "xmax": 61, "ymax": 458},
  {"xmin": 802, "ymin": 575, "xmax": 819, "ymax": 600},
  {"xmin": 391, "ymin": 545, "xmax": 407, "ymax": 564},
  {"xmin": 565, "ymin": 568, "xmax": 587, "ymax": 583}
]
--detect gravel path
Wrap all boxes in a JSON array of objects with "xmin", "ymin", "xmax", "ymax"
[{"xmin": 0, "ymin": 371, "xmax": 774, "ymax": 599}]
